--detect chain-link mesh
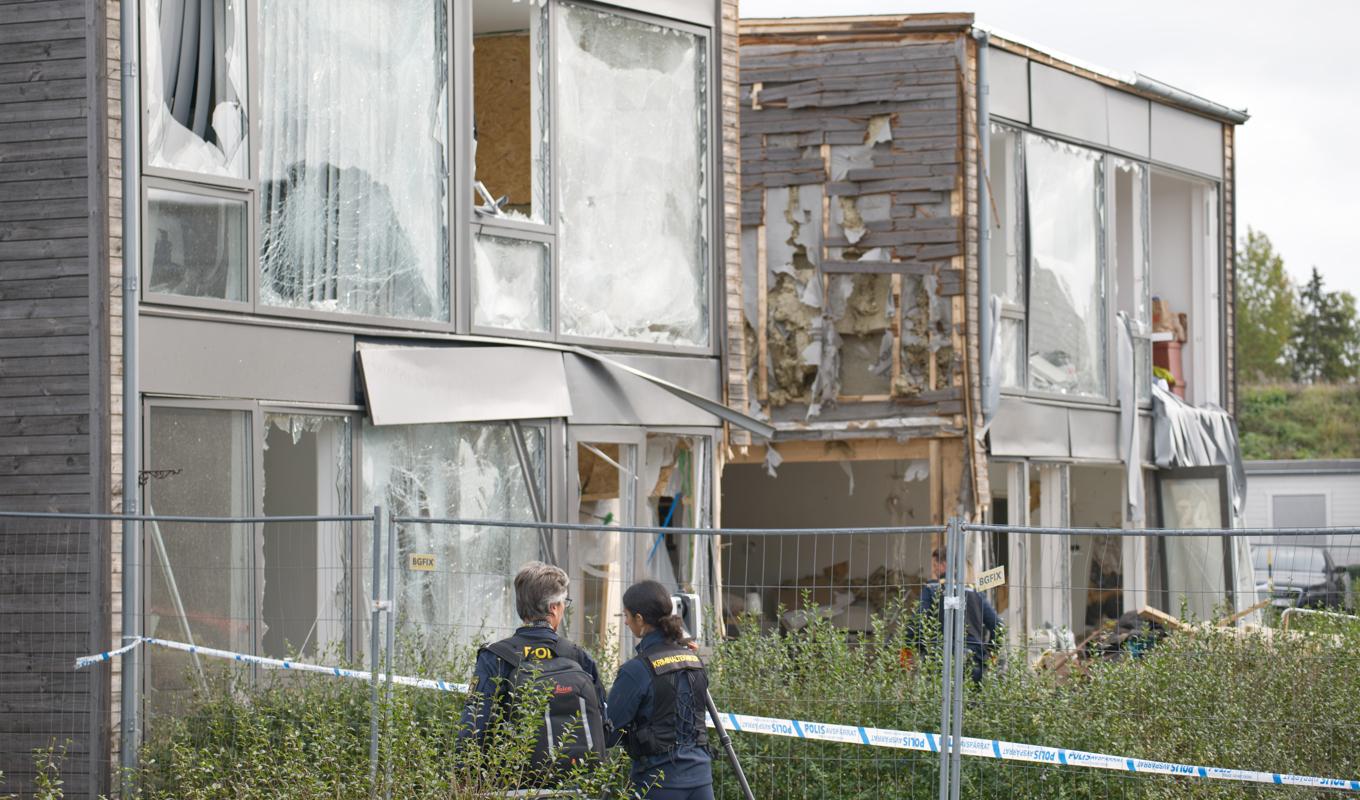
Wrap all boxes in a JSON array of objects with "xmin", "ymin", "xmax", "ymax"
[
  {"xmin": 943, "ymin": 522, "xmax": 1360, "ymax": 799},
  {"xmin": 6, "ymin": 510, "xmax": 1360, "ymax": 799},
  {"xmin": 0, "ymin": 513, "xmax": 102, "ymax": 798}
]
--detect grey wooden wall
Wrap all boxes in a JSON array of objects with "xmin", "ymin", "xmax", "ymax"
[{"xmin": 0, "ymin": 0, "xmax": 111, "ymax": 795}]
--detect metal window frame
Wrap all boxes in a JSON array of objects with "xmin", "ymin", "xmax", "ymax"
[
  {"xmin": 139, "ymin": 175, "xmax": 255, "ymax": 313},
  {"xmin": 990, "ymin": 116, "xmax": 1227, "ymax": 413},
  {"xmin": 137, "ymin": 0, "xmax": 257, "ymax": 193},
  {"xmin": 1153, "ymin": 464, "xmax": 1235, "ymax": 612},
  {"xmin": 551, "ymin": 0, "xmax": 717, "ymax": 356},
  {"xmin": 137, "ymin": 0, "xmax": 721, "ymax": 359},
  {"xmin": 139, "ymin": 397, "xmax": 259, "ymax": 716},
  {"xmin": 1265, "ymin": 490, "xmax": 1332, "ymax": 530},
  {"xmin": 1020, "ymin": 132, "xmax": 1112, "ymax": 407}
]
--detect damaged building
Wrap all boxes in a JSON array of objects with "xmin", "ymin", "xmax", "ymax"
[
  {"xmin": 0, "ymin": 0, "xmax": 766, "ymax": 793},
  {"xmin": 720, "ymin": 14, "xmax": 1254, "ymax": 648}
]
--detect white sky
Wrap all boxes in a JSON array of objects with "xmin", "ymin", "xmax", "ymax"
[{"xmin": 739, "ymin": 0, "xmax": 1360, "ymax": 297}]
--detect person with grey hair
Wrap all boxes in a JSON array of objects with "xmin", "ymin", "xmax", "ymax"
[{"xmin": 458, "ymin": 561, "xmax": 607, "ymax": 758}]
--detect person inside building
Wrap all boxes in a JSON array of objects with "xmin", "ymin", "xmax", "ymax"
[
  {"xmin": 913, "ymin": 548, "xmax": 1000, "ymax": 682},
  {"xmin": 608, "ymin": 580, "xmax": 714, "ymax": 800},
  {"xmin": 457, "ymin": 561, "xmax": 607, "ymax": 761}
]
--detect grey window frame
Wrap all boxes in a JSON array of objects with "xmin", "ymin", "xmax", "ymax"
[
  {"xmin": 138, "ymin": 0, "xmax": 720, "ymax": 359},
  {"xmin": 989, "ymin": 117, "xmax": 1188, "ymax": 411},
  {"xmin": 139, "ymin": 176, "xmax": 255, "ymax": 313}
]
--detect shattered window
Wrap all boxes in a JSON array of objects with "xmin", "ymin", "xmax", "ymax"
[
  {"xmin": 572, "ymin": 440, "xmax": 635, "ymax": 652},
  {"xmin": 258, "ymin": 0, "xmax": 450, "ymax": 322},
  {"xmin": 638, "ymin": 435, "xmax": 709, "ymax": 589},
  {"xmin": 145, "ymin": 0, "xmax": 249, "ymax": 178},
  {"xmin": 1113, "ymin": 158, "xmax": 1152, "ymax": 403},
  {"xmin": 988, "ymin": 125, "xmax": 1024, "ymax": 307},
  {"xmin": 472, "ymin": 0, "xmax": 549, "ymax": 222},
  {"xmin": 1024, "ymin": 134, "xmax": 1107, "ymax": 399},
  {"xmin": 143, "ymin": 407, "xmax": 253, "ymax": 708},
  {"xmin": 362, "ymin": 422, "xmax": 545, "ymax": 654},
  {"xmin": 472, "ymin": 233, "xmax": 550, "ymax": 332},
  {"xmin": 998, "ymin": 317, "xmax": 1024, "ymax": 389},
  {"xmin": 557, "ymin": 3, "xmax": 709, "ymax": 347},
  {"xmin": 146, "ymin": 186, "xmax": 247, "ymax": 302},
  {"xmin": 261, "ymin": 415, "xmax": 352, "ymax": 660}
]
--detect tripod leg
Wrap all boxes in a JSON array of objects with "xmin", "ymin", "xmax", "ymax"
[{"xmin": 704, "ymin": 690, "xmax": 756, "ymax": 800}]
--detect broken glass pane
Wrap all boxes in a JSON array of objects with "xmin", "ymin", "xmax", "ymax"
[
  {"xmin": 362, "ymin": 422, "xmax": 544, "ymax": 657},
  {"xmin": 261, "ymin": 414, "xmax": 352, "ymax": 660},
  {"xmin": 146, "ymin": 186, "xmax": 247, "ymax": 302},
  {"xmin": 572, "ymin": 441, "xmax": 634, "ymax": 652},
  {"xmin": 998, "ymin": 316, "xmax": 1024, "ymax": 389},
  {"xmin": 1025, "ymin": 134, "xmax": 1107, "ymax": 399},
  {"xmin": 557, "ymin": 3, "xmax": 709, "ymax": 346},
  {"xmin": 145, "ymin": 0, "xmax": 249, "ymax": 177},
  {"xmin": 144, "ymin": 407, "xmax": 253, "ymax": 709},
  {"xmin": 988, "ymin": 125, "xmax": 1024, "ymax": 306},
  {"xmin": 1113, "ymin": 158, "xmax": 1153, "ymax": 403},
  {"xmin": 472, "ymin": 0, "xmax": 548, "ymax": 222},
  {"xmin": 472, "ymin": 233, "xmax": 550, "ymax": 332},
  {"xmin": 258, "ymin": 0, "xmax": 450, "ymax": 322}
]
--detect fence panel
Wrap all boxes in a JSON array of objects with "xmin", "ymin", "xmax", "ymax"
[
  {"xmin": 123, "ymin": 513, "xmax": 381, "ymax": 799},
  {"xmin": 12, "ymin": 508, "xmax": 1360, "ymax": 799},
  {"xmin": 948, "ymin": 522, "xmax": 1360, "ymax": 800},
  {"xmin": 0, "ymin": 513, "xmax": 102, "ymax": 799},
  {"xmin": 384, "ymin": 518, "xmax": 948, "ymax": 799}
]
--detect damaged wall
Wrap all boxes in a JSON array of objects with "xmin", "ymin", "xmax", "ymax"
[{"xmin": 735, "ymin": 24, "xmax": 972, "ymax": 449}]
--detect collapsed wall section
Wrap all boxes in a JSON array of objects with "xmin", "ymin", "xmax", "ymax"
[{"xmin": 735, "ymin": 31, "xmax": 970, "ymax": 444}]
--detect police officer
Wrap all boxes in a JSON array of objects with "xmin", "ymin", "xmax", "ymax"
[
  {"xmin": 914, "ymin": 548, "xmax": 1000, "ymax": 682},
  {"xmin": 608, "ymin": 580, "xmax": 713, "ymax": 800},
  {"xmin": 458, "ymin": 561, "xmax": 607, "ymax": 744}
]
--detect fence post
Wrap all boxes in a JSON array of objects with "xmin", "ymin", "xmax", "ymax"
[
  {"xmin": 384, "ymin": 511, "xmax": 397, "ymax": 800},
  {"xmin": 369, "ymin": 506, "xmax": 383, "ymax": 799},
  {"xmin": 948, "ymin": 521, "xmax": 967, "ymax": 800},
  {"xmin": 937, "ymin": 517, "xmax": 959, "ymax": 800}
]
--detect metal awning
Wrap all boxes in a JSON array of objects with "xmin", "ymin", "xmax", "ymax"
[
  {"xmin": 357, "ymin": 344, "xmax": 573, "ymax": 425},
  {"xmin": 357, "ymin": 341, "xmax": 775, "ymax": 438}
]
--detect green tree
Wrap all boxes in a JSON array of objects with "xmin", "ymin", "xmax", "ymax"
[
  {"xmin": 1234, "ymin": 229, "xmax": 1297, "ymax": 382},
  {"xmin": 1291, "ymin": 266, "xmax": 1360, "ymax": 383}
]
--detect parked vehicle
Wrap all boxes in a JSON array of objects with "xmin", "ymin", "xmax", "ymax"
[{"xmin": 1252, "ymin": 545, "xmax": 1353, "ymax": 611}]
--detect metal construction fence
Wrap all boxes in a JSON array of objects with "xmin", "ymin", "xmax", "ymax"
[{"xmin": 3, "ymin": 509, "xmax": 1360, "ymax": 798}]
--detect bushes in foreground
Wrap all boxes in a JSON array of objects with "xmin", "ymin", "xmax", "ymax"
[{"xmin": 74, "ymin": 607, "xmax": 1360, "ymax": 799}]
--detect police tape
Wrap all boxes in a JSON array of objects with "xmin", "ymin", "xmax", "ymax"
[
  {"xmin": 75, "ymin": 636, "xmax": 470, "ymax": 694},
  {"xmin": 76, "ymin": 637, "xmax": 1360, "ymax": 792}
]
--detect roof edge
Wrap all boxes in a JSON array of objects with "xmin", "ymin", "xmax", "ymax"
[
  {"xmin": 1246, "ymin": 459, "xmax": 1360, "ymax": 476},
  {"xmin": 739, "ymin": 13, "xmax": 975, "ymax": 37}
]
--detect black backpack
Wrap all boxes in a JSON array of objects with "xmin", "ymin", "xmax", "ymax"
[{"xmin": 482, "ymin": 634, "xmax": 606, "ymax": 772}]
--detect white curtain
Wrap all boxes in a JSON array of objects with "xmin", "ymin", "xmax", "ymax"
[{"xmin": 258, "ymin": 0, "xmax": 449, "ymax": 322}]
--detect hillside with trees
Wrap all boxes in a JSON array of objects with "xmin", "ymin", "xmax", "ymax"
[{"xmin": 1235, "ymin": 228, "xmax": 1360, "ymax": 458}]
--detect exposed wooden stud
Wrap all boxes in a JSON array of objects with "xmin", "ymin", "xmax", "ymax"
[
  {"xmin": 756, "ymin": 220, "xmax": 769, "ymax": 402},
  {"xmin": 929, "ymin": 438, "xmax": 943, "ymax": 524},
  {"xmin": 891, "ymin": 273, "xmax": 903, "ymax": 394}
]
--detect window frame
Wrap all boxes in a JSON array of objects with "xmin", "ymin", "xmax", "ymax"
[
  {"xmin": 989, "ymin": 117, "xmax": 1200, "ymax": 410},
  {"xmin": 548, "ymin": 1, "xmax": 716, "ymax": 355},
  {"xmin": 138, "ymin": 0, "xmax": 720, "ymax": 357},
  {"xmin": 139, "ymin": 175, "xmax": 256, "ymax": 313},
  {"xmin": 1266, "ymin": 490, "xmax": 1331, "ymax": 530}
]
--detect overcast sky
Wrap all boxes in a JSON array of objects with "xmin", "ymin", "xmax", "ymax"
[{"xmin": 739, "ymin": 0, "xmax": 1360, "ymax": 298}]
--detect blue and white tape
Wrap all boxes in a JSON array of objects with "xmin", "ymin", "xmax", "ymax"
[
  {"xmin": 77, "ymin": 637, "xmax": 468, "ymax": 693},
  {"xmin": 77, "ymin": 638, "xmax": 1360, "ymax": 792}
]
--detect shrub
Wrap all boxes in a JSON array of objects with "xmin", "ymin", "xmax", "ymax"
[{"xmin": 111, "ymin": 606, "xmax": 1360, "ymax": 800}]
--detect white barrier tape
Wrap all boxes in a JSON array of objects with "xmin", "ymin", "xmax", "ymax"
[
  {"xmin": 75, "ymin": 637, "xmax": 469, "ymax": 694},
  {"xmin": 76, "ymin": 638, "xmax": 1360, "ymax": 792}
]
